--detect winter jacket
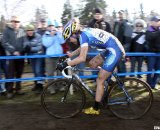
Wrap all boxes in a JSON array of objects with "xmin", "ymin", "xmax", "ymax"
[
  {"xmin": 146, "ymin": 26, "xmax": 160, "ymax": 52},
  {"xmin": 130, "ymin": 32, "xmax": 146, "ymax": 52},
  {"xmin": 42, "ymin": 31, "xmax": 64, "ymax": 55},
  {"xmin": 36, "ymin": 28, "xmax": 46, "ymax": 36},
  {"xmin": 23, "ymin": 33, "xmax": 43, "ymax": 55},
  {"xmin": 113, "ymin": 20, "xmax": 133, "ymax": 51},
  {"xmin": 2, "ymin": 24, "xmax": 25, "ymax": 55},
  {"xmin": 88, "ymin": 18, "xmax": 111, "ymax": 33}
]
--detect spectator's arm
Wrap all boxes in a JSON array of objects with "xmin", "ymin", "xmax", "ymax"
[
  {"xmin": 31, "ymin": 35, "xmax": 43, "ymax": 53},
  {"xmin": 2, "ymin": 29, "xmax": 16, "ymax": 54},
  {"xmin": 42, "ymin": 34, "xmax": 54, "ymax": 48},
  {"xmin": 87, "ymin": 20, "xmax": 95, "ymax": 28},
  {"xmin": 105, "ymin": 22, "xmax": 111, "ymax": 33},
  {"xmin": 123, "ymin": 22, "xmax": 133, "ymax": 52},
  {"xmin": 56, "ymin": 32, "xmax": 65, "ymax": 44},
  {"xmin": 146, "ymin": 31, "xmax": 160, "ymax": 41}
]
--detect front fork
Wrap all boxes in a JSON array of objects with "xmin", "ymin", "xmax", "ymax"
[{"xmin": 61, "ymin": 78, "xmax": 74, "ymax": 102}]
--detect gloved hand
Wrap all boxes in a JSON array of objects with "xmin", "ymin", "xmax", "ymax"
[
  {"xmin": 59, "ymin": 55, "xmax": 69, "ymax": 62},
  {"xmin": 24, "ymin": 45, "xmax": 31, "ymax": 53},
  {"xmin": 56, "ymin": 62, "xmax": 68, "ymax": 71}
]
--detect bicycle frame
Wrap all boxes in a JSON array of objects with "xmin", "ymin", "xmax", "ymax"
[
  {"xmin": 107, "ymin": 72, "xmax": 133, "ymax": 105},
  {"xmin": 71, "ymin": 74, "xmax": 96, "ymax": 97},
  {"xmin": 64, "ymin": 67, "xmax": 133, "ymax": 106}
]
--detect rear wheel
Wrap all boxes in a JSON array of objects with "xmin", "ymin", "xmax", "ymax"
[
  {"xmin": 108, "ymin": 77, "xmax": 153, "ymax": 119},
  {"xmin": 41, "ymin": 79, "xmax": 86, "ymax": 118}
]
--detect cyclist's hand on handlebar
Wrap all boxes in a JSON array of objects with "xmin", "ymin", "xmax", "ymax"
[
  {"xmin": 66, "ymin": 51, "xmax": 72, "ymax": 58},
  {"xmin": 59, "ymin": 55, "xmax": 69, "ymax": 62},
  {"xmin": 56, "ymin": 61, "xmax": 68, "ymax": 71}
]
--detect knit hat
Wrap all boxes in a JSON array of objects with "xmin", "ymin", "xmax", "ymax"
[
  {"xmin": 40, "ymin": 18, "xmax": 46, "ymax": 22},
  {"xmin": 118, "ymin": 10, "xmax": 125, "ymax": 14},
  {"xmin": 25, "ymin": 24, "xmax": 35, "ymax": 31},
  {"xmin": 94, "ymin": 8, "xmax": 103, "ymax": 14},
  {"xmin": 47, "ymin": 20, "xmax": 54, "ymax": 26}
]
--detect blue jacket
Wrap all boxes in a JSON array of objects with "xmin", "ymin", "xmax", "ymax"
[
  {"xmin": 42, "ymin": 31, "xmax": 64, "ymax": 55},
  {"xmin": 23, "ymin": 33, "xmax": 43, "ymax": 55}
]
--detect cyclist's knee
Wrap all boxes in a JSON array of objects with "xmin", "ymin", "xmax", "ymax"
[{"xmin": 96, "ymin": 76, "xmax": 105, "ymax": 85}]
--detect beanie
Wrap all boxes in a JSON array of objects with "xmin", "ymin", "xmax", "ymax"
[
  {"xmin": 25, "ymin": 24, "xmax": 35, "ymax": 31},
  {"xmin": 94, "ymin": 8, "xmax": 103, "ymax": 14}
]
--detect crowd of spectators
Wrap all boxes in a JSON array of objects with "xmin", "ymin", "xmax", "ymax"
[{"xmin": 0, "ymin": 7, "xmax": 160, "ymax": 99}]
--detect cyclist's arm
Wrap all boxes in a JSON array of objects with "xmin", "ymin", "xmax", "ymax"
[
  {"xmin": 67, "ymin": 45, "xmax": 88, "ymax": 66},
  {"xmin": 68, "ymin": 47, "xmax": 81, "ymax": 57}
]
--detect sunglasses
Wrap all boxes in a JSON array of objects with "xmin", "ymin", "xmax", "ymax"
[
  {"xmin": 136, "ymin": 25, "xmax": 143, "ymax": 27},
  {"xmin": 11, "ymin": 20, "xmax": 20, "ymax": 23}
]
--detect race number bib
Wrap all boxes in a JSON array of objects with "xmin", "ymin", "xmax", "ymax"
[{"xmin": 91, "ymin": 29, "xmax": 110, "ymax": 43}]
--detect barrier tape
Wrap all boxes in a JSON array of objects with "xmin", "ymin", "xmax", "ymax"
[
  {"xmin": 0, "ymin": 71, "xmax": 160, "ymax": 83},
  {"xmin": 0, "ymin": 52, "xmax": 160, "ymax": 60}
]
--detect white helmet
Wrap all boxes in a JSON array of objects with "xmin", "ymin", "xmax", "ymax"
[{"xmin": 62, "ymin": 18, "xmax": 80, "ymax": 40}]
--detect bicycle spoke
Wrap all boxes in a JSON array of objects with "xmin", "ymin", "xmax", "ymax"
[
  {"xmin": 41, "ymin": 79, "xmax": 86, "ymax": 118},
  {"xmin": 108, "ymin": 77, "xmax": 153, "ymax": 119}
]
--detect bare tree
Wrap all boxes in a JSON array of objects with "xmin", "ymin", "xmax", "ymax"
[{"xmin": 1, "ymin": 0, "xmax": 27, "ymax": 20}]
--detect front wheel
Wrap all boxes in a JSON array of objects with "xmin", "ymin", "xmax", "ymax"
[
  {"xmin": 41, "ymin": 79, "xmax": 86, "ymax": 118},
  {"xmin": 108, "ymin": 77, "xmax": 153, "ymax": 119}
]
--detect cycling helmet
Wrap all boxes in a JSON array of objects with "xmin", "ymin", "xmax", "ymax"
[{"xmin": 62, "ymin": 18, "xmax": 80, "ymax": 40}]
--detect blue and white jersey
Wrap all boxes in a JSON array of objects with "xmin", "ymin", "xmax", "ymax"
[
  {"xmin": 79, "ymin": 28, "xmax": 125, "ymax": 55},
  {"xmin": 79, "ymin": 28, "xmax": 125, "ymax": 72}
]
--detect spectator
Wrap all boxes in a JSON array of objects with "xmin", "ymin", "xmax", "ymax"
[
  {"xmin": 130, "ymin": 19, "xmax": 147, "ymax": 78},
  {"xmin": 36, "ymin": 18, "xmax": 47, "ymax": 80},
  {"xmin": 42, "ymin": 21, "xmax": 64, "ymax": 94},
  {"xmin": 2, "ymin": 16, "xmax": 25, "ymax": 99},
  {"xmin": 88, "ymin": 7, "xmax": 111, "ymax": 33},
  {"xmin": 23, "ymin": 24, "xmax": 44, "ymax": 94},
  {"xmin": 146, "ymin": 16, "xmax": 160, "ymax": 89},
  {"xmin": 37, "ymin": 18, "xmax": 48, "ymax": 36},
  {"xmin": 0, "ymin": 33, "xmax": 7, "ymax": 94},
  {"xmin": 113, "ymin": 10, "xmax": 133, "ymax": 78}
]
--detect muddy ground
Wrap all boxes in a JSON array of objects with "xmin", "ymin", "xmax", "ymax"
[{"xmin": 0, "ymin": 92, "xmax": 160, "ymax": 130}]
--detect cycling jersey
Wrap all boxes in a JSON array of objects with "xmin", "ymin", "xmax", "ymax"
[{"xmin": 79, "ymin": 28, "xmax": 125, "ymax": 72}]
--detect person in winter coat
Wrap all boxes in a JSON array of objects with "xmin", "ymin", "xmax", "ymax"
[
  {"xmin": 2, "ymin": 16, "xmax": 25, "ymax": 99},
  {"xmin": 146, "ymin": 16, "xmax": 160, "ymax": 89},
  {"xmin": 88, "ymin": 7, "xmax": 111, "ymax": 33},
  {"xmin": 130, "ymin": 19, "xmax": 147, "ymax": 78},
  {"xmin": 42, "ymin": 21, "xmax": 64, "ymax": 94},
  {"xmin": 23, "ymin": 24, "xmax": 44, "ymax": 94},
  {"xmin": 113, "ymin": 10, "xmax": 133, "ymax": 79}
]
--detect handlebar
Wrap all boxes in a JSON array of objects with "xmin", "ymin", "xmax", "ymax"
[
  {"xmin": 57, "ymin": 56, "xmax": 101, "ymax": 79},
  {"xmin": 62, "ymin": 66, "xmax": 73, "ymax": 79}
]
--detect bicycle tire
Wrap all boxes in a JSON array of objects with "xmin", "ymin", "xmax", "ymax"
[
  {"xmin": 108, "ymin": 77, "xmax": 153, "ymax": 119},
  {"xmin": 41, "ymin": 79, "xmax": 86, "ymax": 119}
]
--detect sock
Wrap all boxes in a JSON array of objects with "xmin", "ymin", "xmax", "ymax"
[{"xmin": 93, "ymin": 101, "xmax": 100, "ymax": 110}]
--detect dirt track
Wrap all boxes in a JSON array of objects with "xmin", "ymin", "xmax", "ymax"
[{"xmin": 0, "ymin": 99, "xmax": 160, "ymax": 130}]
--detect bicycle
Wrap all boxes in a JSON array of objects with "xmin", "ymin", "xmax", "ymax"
[{"xmin": 41, "ymin": 57, "xmax": 153, "ymax": 119}]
